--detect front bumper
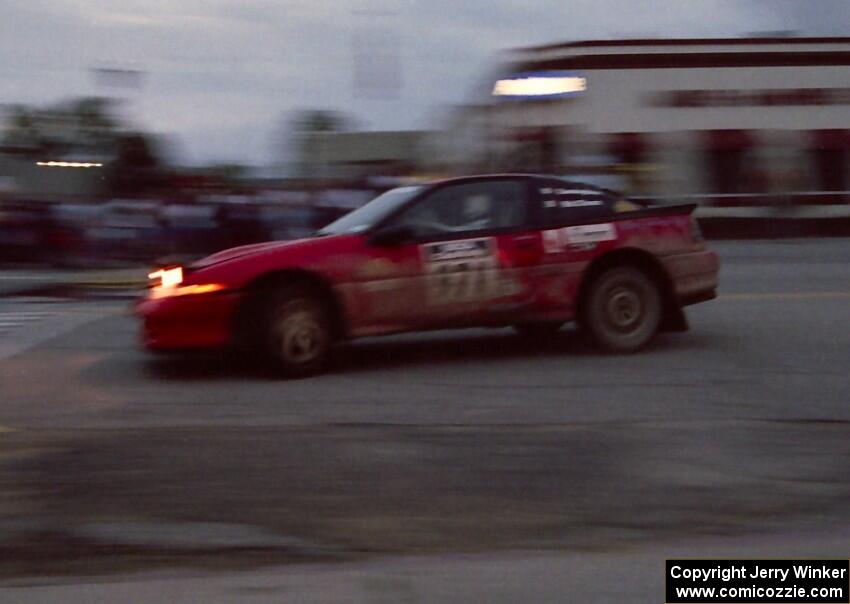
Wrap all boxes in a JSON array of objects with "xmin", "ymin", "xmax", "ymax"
[{"xmin": 135, "ymin": 290, "xmax": 243, "ymax": 351}]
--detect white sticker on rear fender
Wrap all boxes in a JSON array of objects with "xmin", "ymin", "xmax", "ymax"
[
  {"xmin": 542, "ymin": 229, "xmax": 563, "ymax": 254},
  {"xmin": 562, "ymin": 223, "xmax": 616, "ymax": 244}
]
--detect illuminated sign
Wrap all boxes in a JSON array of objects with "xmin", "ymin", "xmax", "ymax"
[
  {"xmin": 492, "ymin": 71, "xmax": 586, "ymax": 100},
  {"xmin": 36, "ymin": 161, "xmax": 103, "ymax": 168}
]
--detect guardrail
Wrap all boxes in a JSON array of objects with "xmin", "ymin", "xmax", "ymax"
[{"xmin": 650, "ymin": 191, "xmax": 850, "ymax": 207}]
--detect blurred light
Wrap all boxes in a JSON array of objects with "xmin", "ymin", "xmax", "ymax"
[
  {"xmin": 149, "ymin": 266, "xmax": 183, "ymax": 288},
  {"xmin": 177, "ymin": 284, "xmax": 224, "ymax": 296},
  {"xmin": 36, "ymin": 161, "xmax": 104, "ymax": 168},
  {"xmin": 149, "ymin": 283, "xmax": 225, "ymax": 299},
  {"xmin": 493, "ymin": 73, "xmax": 586, "ymax": 98}
]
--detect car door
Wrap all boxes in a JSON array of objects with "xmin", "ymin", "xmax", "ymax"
[
  {"xmin": 360, "ymin": 178, "xmax": 542, "ymax": 332},
  {"xmin": 527, "ymin": 179, "xmax": 620, "ymax": 318}
]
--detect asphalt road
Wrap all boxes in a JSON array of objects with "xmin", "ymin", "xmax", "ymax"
[{"xmin": 1, "ymin": 239, "xmax": 849, "ymax": 588}]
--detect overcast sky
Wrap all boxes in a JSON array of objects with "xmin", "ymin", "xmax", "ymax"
[{"xmin": 1, "ymin": 0, "xmax": 847, "ymax": 166}]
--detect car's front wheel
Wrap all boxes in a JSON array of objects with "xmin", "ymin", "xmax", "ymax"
[
  {"xmin": 580, "ymin": 266, "xmax": 661, "ymax": 353},
  {"xmin": 262, "ymin": 285, "xmax": 332, "ymax": 378}
]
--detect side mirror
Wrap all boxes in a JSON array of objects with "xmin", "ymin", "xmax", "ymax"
[{"xmin": 369, "ymin": 223, "xmax": 414, "ymax": 246}]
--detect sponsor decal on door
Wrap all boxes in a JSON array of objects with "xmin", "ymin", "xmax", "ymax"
[{"xmin": 421, "ymin": 238, "xmax": 503, "ymax": 304}]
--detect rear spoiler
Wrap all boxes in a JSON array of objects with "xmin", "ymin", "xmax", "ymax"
[
  {"xmin": 625, "ymin": 202, "xmax": 698, "ymax": 218},
  {"xmin": 563, "ymin": 203, "xmax": 698, "ymax": 228}
]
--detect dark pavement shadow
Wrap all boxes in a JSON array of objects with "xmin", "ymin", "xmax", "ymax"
[
  {"xmin": 332, "ymin": 328, "xmax": 593, "ymax": 374},
  {"xmin": 139, "ymin": 328, "xmax": 717, "ymax": 381},
  {"xmin": 142, "ymin": 350, "xmax": 269, "ymax": 381},
  {"xmin": 141, "ymin": 328, "xmax": 594, "ymax": 381}
]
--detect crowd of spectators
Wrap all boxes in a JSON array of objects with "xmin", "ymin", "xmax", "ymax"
[{"xmin": 0, "ymin": 183, "xmax": 396, "ymax": 267}]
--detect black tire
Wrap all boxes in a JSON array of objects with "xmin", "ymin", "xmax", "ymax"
[
  {"xmin": 580, "ymin": 266, "xmax": 662, "ymax": 353},
  {"xmin": 513, "ymin": 322, "xmax": 565, "ymax": 339},
  {"xmin": 260, "ymin": 284, "xmax": 332, "ymax": 378}
]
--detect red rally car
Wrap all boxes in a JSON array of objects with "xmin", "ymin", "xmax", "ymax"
[{"xmin": 136, "ymin": 175, "xmax": 719, "ymax": 377}]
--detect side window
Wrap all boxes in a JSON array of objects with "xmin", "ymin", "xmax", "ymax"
[
  {"xmin": 396, "ymin": 180, "xmax": 526, "ymax": 237},
  {"xmin": 537, "ymin": 181, "xmax": 614, "ymax": 227}
]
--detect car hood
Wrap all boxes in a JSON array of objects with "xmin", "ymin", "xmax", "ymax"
[
  {"xmin": 191, "ymin": 240, "xmax": 301, "ymax": 268},
  {"xmin": 190, "ymin": 234, "xmax": 357, "ymax": 270}
]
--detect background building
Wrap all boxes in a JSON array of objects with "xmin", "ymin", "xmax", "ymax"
[
  {"xmin": 296, "ymin": 130, "xmax": 430, "ymax": 181},
  {"xmin": 434, "ymin": 36, "xmax": 850, "ymax": 204}
]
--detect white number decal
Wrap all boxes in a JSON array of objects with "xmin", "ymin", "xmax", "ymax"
[{"xmin": 422, "ymin": 238, "xmax": 501, "ymax": 305}]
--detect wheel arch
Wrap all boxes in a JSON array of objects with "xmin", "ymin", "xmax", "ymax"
[
  {"xmin": 576, "ymin": 247, "xmax": 686, "ymax": 332},
  {"xmin": 232, "ymin": 268, "xmax": 348, "ymax": 348}
]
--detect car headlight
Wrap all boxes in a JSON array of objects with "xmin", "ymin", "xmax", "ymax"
[
  {"xmin": 147, "ymin": 266, "xmax": 225, "ymax": 299},
  {"xmin": 148, "ymin": 266, "xmax": 183, "ymax": 288}
]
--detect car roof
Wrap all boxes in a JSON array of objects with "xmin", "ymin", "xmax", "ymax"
[{"xmin": 421, "ymin": 173, "xmax": 618, "ymax": 196}]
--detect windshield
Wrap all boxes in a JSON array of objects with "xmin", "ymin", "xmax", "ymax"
[{"xmin": 317, "ymin": 186, "xmax": 422, "ymax": 235}]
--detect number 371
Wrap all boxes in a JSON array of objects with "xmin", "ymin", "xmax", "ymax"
[{"xmin": 426, "ymin": 258, "xmax": 499, "ymax": 304}]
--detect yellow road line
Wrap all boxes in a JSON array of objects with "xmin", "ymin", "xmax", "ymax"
[
  {"xmin": 721, "ymin": 292, "xmax": 850, "ymax": 301},
  {"xmin": 0, "ymin": 426, "xmax": 17, "ymax": 433}
]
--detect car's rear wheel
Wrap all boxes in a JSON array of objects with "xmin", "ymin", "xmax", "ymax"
[
  {"xmin": 262, "ymin": 285, "xmax": 332, "ymax": 378},
  {"xmin": 580, "ymin": 266, "xmax": 661, "ymax": 353}
]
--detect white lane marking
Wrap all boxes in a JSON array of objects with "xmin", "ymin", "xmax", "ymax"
[
  {"xmin": 0, "ymin": 311, "xmax": 57, "ymax": 332},
  {"xmin": 721, "ymin": 292, "xmax": 850, "ymax": 301},
  {"xmin": 0, "ymin": 304, "xmax": 122, "ymax": 362}
]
